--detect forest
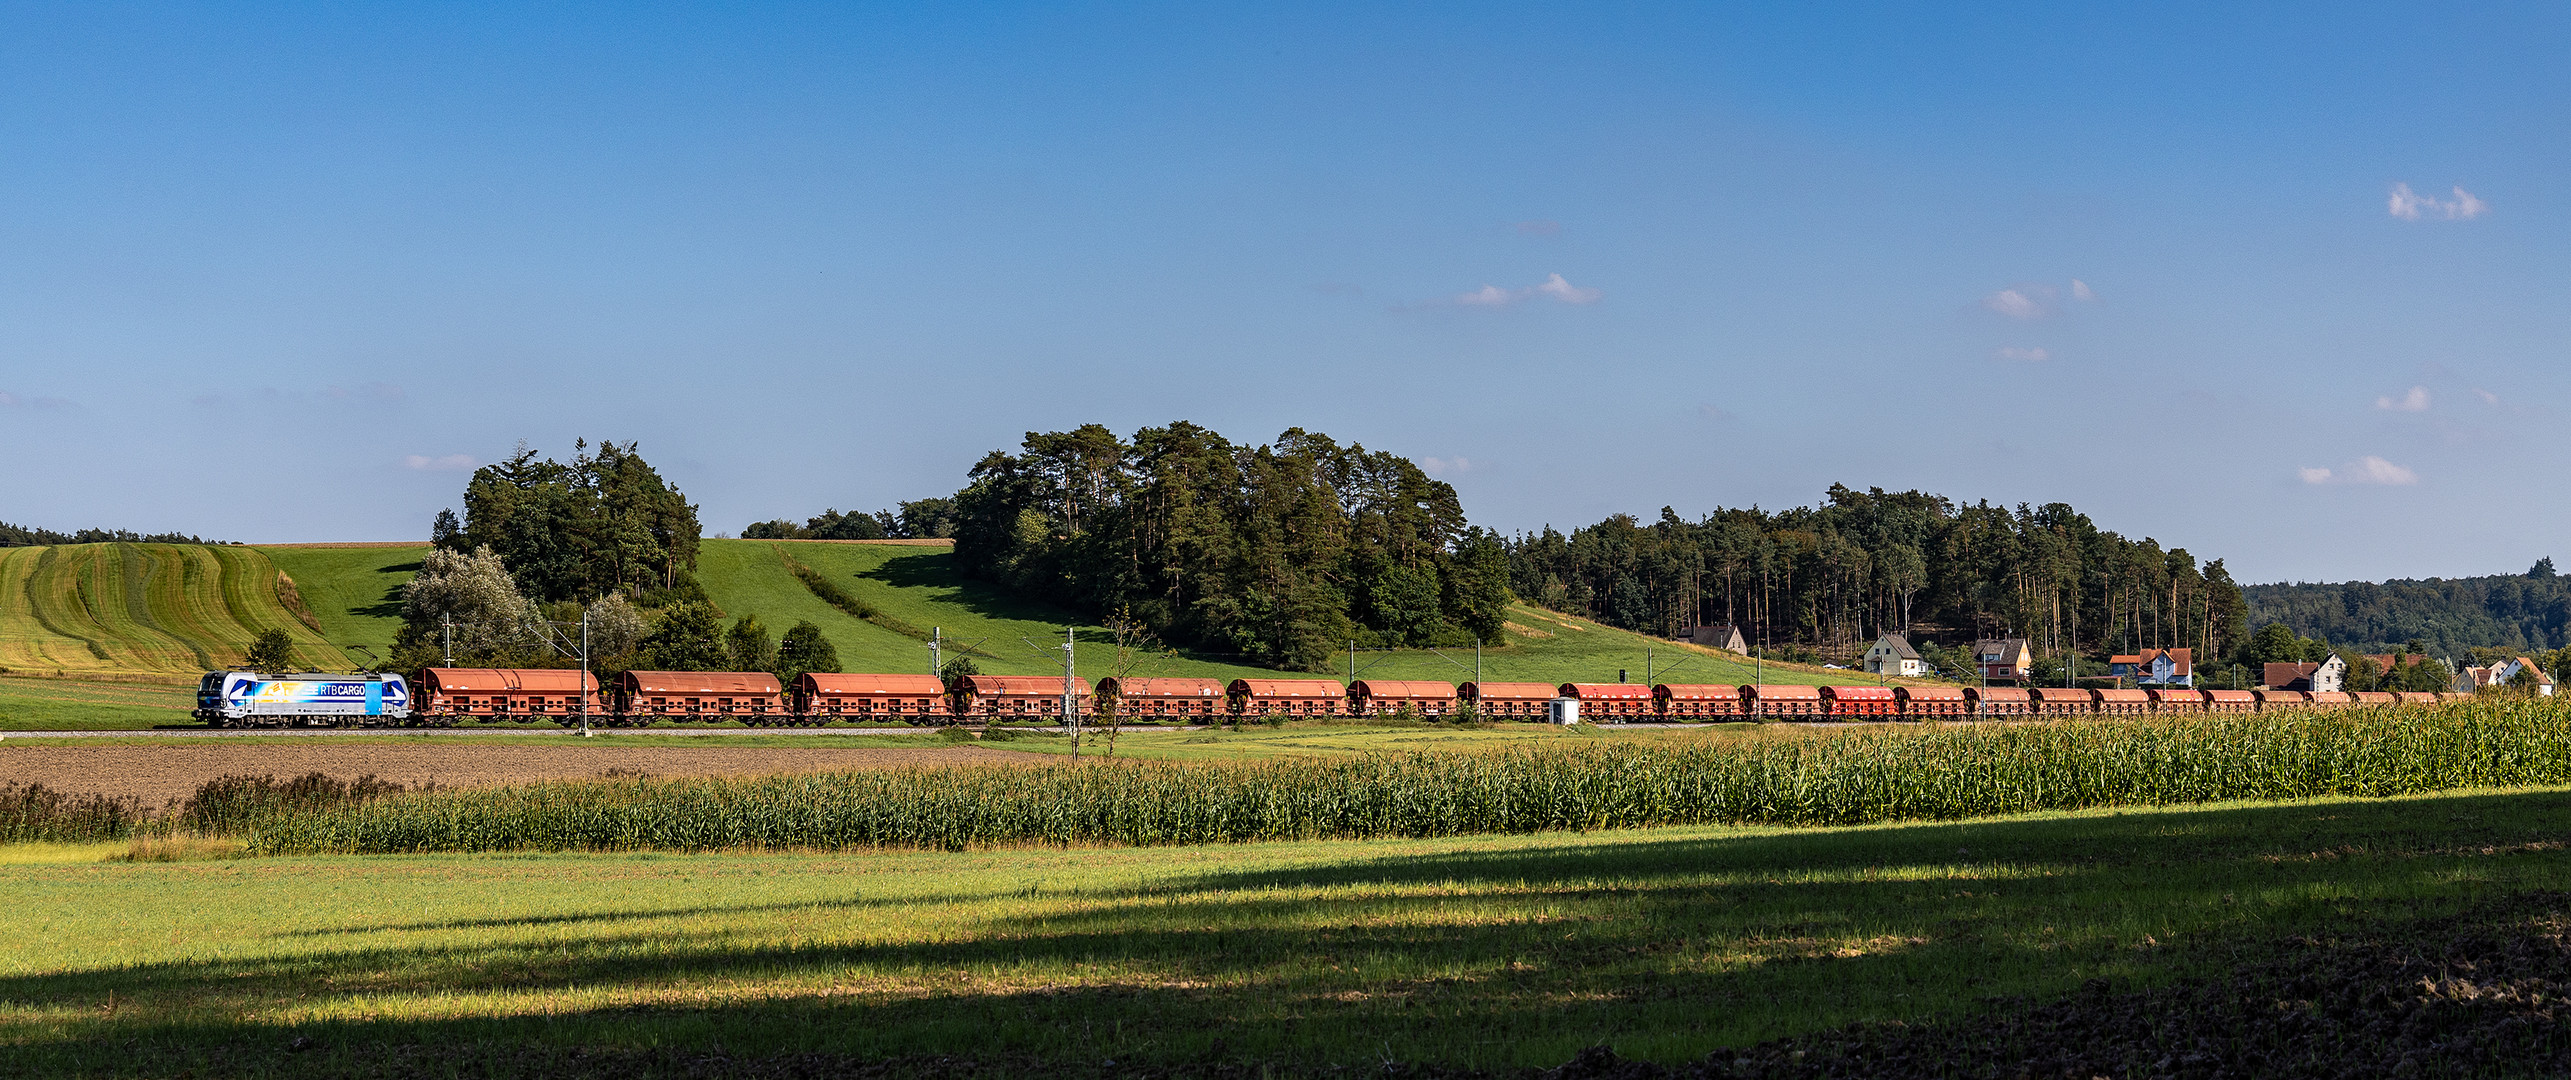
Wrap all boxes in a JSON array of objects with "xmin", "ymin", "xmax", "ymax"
[
  {"xmin": 1503, "ymin": 486, "xmax": 2251, "ymax": 673},
  {"xmin": 946, "ymin": 422, "xmax": 1512, "ymax": 671},
  {"xmin": 2241, "ymin": 559, "xmax": 2571, "ymax": 657}
]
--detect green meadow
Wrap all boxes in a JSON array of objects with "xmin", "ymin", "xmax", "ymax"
[{"xmin": 4, "ymin": 788, "xmax": 2569, "ymax": 1076}]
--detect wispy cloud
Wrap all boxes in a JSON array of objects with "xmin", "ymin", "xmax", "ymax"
[
  {"xmin": 404, "ymin": 454, "xmax": 478, "ymax": 472},
  {"xmin": 0, "ymin": 391, "xmax": 75, "ymax": 410},
  {"xmin": 2388, "ymin": 183, "xmax": 2488, "ymax": 221},
  {"xmin": 1416, "ymin": 456, "xmax": 1471, "ymax": 476},
  {"xmin": 1979, "ymin": 280, "xmax": 2098, "ymax": 321},
  {"xmin": 1440, "ymin": 273, "xmax": 1602, "ymax": 308},
  {"xmin": 2299, "ymin": 456, "xmax": 2420, "ymax": 486},
  {"xmin": 2375, "ymin": 385, "xmax": 2431, "ymax": 412},
  {"xmin": 2473, "ymin": 387, "xmax": 2501, "ymax": 406},
  {"xmin": 1697, "ymin": 403, "xmax": 1735, "ymax": 422},
  {"xmin": 1994, "ymin": 346, "xmax": 2051, "ymax": 362}
]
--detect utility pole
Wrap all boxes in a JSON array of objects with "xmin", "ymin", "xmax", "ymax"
[
  {"xmin": 1348, "ymin": 641, "xmax": 1357, "ymax": 685},
  {"xmin": 1474, "ymin": 638, "xmax": 1481, "ymax": 683},
  {"xmin": 1062, "ymin": 627, "xmax": 1079, "ymax": 760},
  {"xmin": 578, "ymin": 606, "xmax": 592, "ymax": 737},
  {"xmin": 442, "ymin": 614, "xmax": 453, "ymax": 666},
  {"xmin": 930, "ymin": 627, "xmax": 942, "ymax": 678}
]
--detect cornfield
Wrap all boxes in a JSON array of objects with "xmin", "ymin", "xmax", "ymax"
[{"xmin": 250, "ymin": 699, "xmax": 2571, "ymax": 855}]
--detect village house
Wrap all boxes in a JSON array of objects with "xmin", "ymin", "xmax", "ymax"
[
  {"xmin": 2109, "ymin": 647, "xmax": 2194, "ymax": 687},
  {"xmin": 2262, "ymin": 655, "xmax": 2347, "ymax": 692},
  {"xmin": 2462, "ymin": 657, "xmax": 2556, "ymax": 696},
  {"xmin": 1973, "ymin": 638, "xmax": 2034, "ymax": 682},
  {"xmin": 1687, "ymin": 625, "xmax": 1748, "ymax": 653},
  {"xmin": 1861, "ymin": 633, "xmax": 1925, "ymax": 677}
]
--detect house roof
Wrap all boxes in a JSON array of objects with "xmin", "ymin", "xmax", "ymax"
[
  {"xmin": 2262, "ymin": 661, "xmax": 2328, "ymax": 688},
  {"xmin": 1869, "ymin": 633, "xmax": 1920, "ymax": 659},
  {"xmin": 1973, "ymin": 638, "xmax": 2031, "ymax": 657},
  {"xmin": 2508, "ymin": 658, "xmax": 2556, "ymax": 685},
  {"xmin": 2139, "ymin": 647, "xmax": 2193, "ymax": 677}
]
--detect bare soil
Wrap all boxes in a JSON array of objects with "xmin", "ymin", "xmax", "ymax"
[{"xmin": 0, "ymin": 744, "xmax": 1040, "ymax": 803}]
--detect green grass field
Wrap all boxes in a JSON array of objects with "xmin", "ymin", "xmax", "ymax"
[
  {"xmin": 4, "ymin": 787, "xmax": 2569, "ymax": 1075},
  {"xmin": 2, "ymin": 537, "xmax": 1894, "ymax": 729}
]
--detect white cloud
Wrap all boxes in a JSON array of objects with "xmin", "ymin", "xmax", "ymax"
[
  {"xmin": 2375, "ymin": 385, "xmax": 2431, "ymax": 412},
  {"xmin": 404, "ymin": 454, "xmax": 477, "ymax": 472},
  {"xmin": 2300, "ymin": 456, "xmax": 2419, "ymax": 486},
  {"xmin": 1444, "ymin": 273, "xmax": 1601, "ymax": 308},
  {"xmin": 1416, "ymin": 456, "xmax": 1471, "ymax": 476},
  {"xmin": 2474, "ymin": 387, "xmax": 2501, "ymax": 405},
  {"xmin": 1994, "ymin": 346, "xmax": 2051, "ymax": 362},
  {"xmin": 2388, "ymin": 182, "xmax": 2488, "ymax": 221},
  {"xmin": 1981, "ymin": 288, "xmax": 2046, "ymax": 320},
  {"xmin": 0, "ymin": 390, "xmax": 74, "ymax": 410},
  {"xmin": 2353, "ymin": 456, "xmax": 2419, "ymax": 484},
  {"xmin": 1534, "ymin": 273, "xmax": 1602, "ymax": 304},
  {"xmin": 2070, "ymin": 279, "xmax": 2097, "ymax": 302}
]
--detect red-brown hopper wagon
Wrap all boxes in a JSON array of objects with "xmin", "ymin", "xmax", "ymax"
[
  {"xmin": 616, "ymin": 671, "xmax": 786, "ymax": 722},
  {"xmin": 1095, "ymin": 677, "xmax": 1227, "ymax": 721},
  {"xmin": 957, "ymin": 674, "xmax": 1092, "ymax": 721},
  {"xmin": 2092, "ymin": 688, "xmax": 2151, "ymax": 716},
  {"xmin": 2350, "ymin": 691, "xmax": 2398, "ymax": 708},
  {"xmin": 2306, "ymin": 691, "xmax": 2354, "ymax": 709},
  {"xmin": 2032, "ymin": 687, "xmax": 2096, "ymax": 717},
  {"xmin": 1653, "ymin": 683, "xmax": 1747, "ymax": 720},
  {"xmin": 1227, "ymin": 678, "xmax": 1346, "ymax": 718},
  {"xmin": 1968, "ymin": 686, "xmax": 2035, "ymax": 716},
  {"xmin": 1557, "ymin": 682, "xmax": 1656, "ymax": 720},
  {"xmin": 2147, "ymin": 688, "xmax": 2207, "ymax": 713},
  {"xmin": 795, "ymin": 673, "xmax": 946, "ymax": 722},
  {"xmin": 1821, "ymin": 684, "xmax": 1897, "ymax": 718},
  {"xmin": 1745, "ymin": 683, "xmax": 1824, "ymax": 720},
  {"xmin": 1348, "ymin": 679, "xmax": 1458, "ymax": 717},
  {"xmin": 1895, "ymin": 685, "xmax": 1970, "ymax": 718},
  {"xmin": 420, "ymin": 667, "xmax": 601, "ymax": 721},
  {"xmin": 1459, "ymin": 681, "xmax": 1557, "ymax": 719},
  {"xmin": 2395, "ymin": 691, "xmax": 2442, "ymax": 707},
  {"xmin": 2253, "ymin": 689, "xmax": 2308, "ymax": 710},
  {"xmin": 2203, "ymin": 689, "xmax": 2257, "ymax": 713}
]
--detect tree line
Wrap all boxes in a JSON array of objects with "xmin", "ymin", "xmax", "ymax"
[
  {"xmin": 1504, "ymin": 485, "xmax": 2251, "ymax": 671},
  {"xmin": 742, "ymin": 499, "xmax": 957, "ymax": 541},
  {"xmin": 2241, "ymin": 559, "xmax": 2571, "ymax": 658},
  {"xmin": 1, "ymin": 521, "xmax": 214, "ymax": 546},
  {"xmin": 944, "ymin": 422, "xmax": 1512, "ymax": 672}
]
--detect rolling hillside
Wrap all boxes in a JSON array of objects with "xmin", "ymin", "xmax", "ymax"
[
  {"xmin": 2, "ymin": 538, "xmax": 1896, "ymax": 689},
  {"xmin": 0, "ymin": 543, "xmax": 355, "ymax": 676}
]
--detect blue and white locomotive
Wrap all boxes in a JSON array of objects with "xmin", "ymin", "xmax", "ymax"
[{"xmin": 193, "ymin": 671, "xmax": 412, "ymax": 726}]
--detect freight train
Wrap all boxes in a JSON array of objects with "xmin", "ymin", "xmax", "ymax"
[{"xmin": 188, "ymin": 666, "xmax": 2470, "ymax": 728}]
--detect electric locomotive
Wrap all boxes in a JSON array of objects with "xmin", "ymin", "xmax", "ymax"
[{"xmin": 193, "ymin": 670, "xmax": 412, "ymax": 726}]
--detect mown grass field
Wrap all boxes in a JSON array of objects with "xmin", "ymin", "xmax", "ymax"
[
  {"xmin": 4, "ymin": 787, "xmax": 2569, "ymax": 1076},
  {"xmin": 0, "ymin": 544, "xmax": 351, "ymax": 677}
]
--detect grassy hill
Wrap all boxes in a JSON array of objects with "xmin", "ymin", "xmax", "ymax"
[{"xmin": 0, "ymin": 538, "xmax": 1896, "ymax": 727}]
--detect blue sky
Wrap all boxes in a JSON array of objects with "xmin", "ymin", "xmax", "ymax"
[{"xmin": 1, "ymin": 2, "xmax": 2562, "ymax": 583}]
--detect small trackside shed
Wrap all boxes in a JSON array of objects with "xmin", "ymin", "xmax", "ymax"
[
  {"xmin": 1557, "ymin": 683, "xmax": 1656, "ymax": 720},
  {"xmin": 420, "ymin": 668, "xmax": 601, "ymax": 719},
  {"xmin": 1745, "ymin": 683, "xmax": 1824, "ymax": 719},
  {"xmin": 1095, "ymin": 677, "xmax": 1226, "ymax": 720},
  {"xmin": 2395, "ymin": 691, "xmax": 2443, "ymax": 707},
  {"xmin": 2093, "ymin": 688, "xmax": 2151, "ymax": 716},
  {"xmin": 1349, "ymin": 679, "xmax": 1459, "ymax": 717},
  {"xmin": 2203, "ymin": 689, "xmax": 2258, "ymax": 713},
  {"xmin": 1228, "ymin": 678, "xmax": 1346, "ymax": 718},
  {"xmin": 1894, "ymin": 685, "xmax": 1969, "ymax": 718},
  {"xmin": 1968, "ymin": 686, "xmax": 2035, "ymax": 716},
  {"xmin": 617, "ymin": 671, "xmax": 786, "ymax": 720},
  {"xmin": 2350, "ymin": 691, "xmax": 2398, "ymax": 708},
  {"xmin": 2253, "ymin": 689, "xmax": 2308, "ymax": 710},
  {"xmin": 1459, "ymin": 681, "xmax": 1558, "ymax": 719},
  {"xmin": 796, "ymin": 673, "xmax": 946, "ymax": 720},
  {"xmin": 2031, "ymin": 687, "xmax": 2095, "ymax": 717},
  {"xmin": 2147, "ymin": 688, "xmax": 2207, "ymax": 713},
  {"xmin": 958, "ymin": 675, "xmax": 1092, "ymax": 720},
  {"xmin": 1653, "ymin": 683, "xmax": 1747, "ymax": 720},
  {"xmin": 2306, "ymin": 691, "xmax": 2354, "ymax": 709},
  {"xmin": 1822, "ymin": 684, "xmax": 1897, "ymax": 718}
]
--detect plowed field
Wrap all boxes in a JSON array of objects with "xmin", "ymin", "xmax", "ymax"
[{"xmin": 0, "ymin": 743, "xmax": 1043, "ymax": 803}]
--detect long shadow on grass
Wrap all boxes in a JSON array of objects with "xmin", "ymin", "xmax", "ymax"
[{"xmin": 13, "ymin": 789, "xmax": 2571, "ymax": 1077}]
